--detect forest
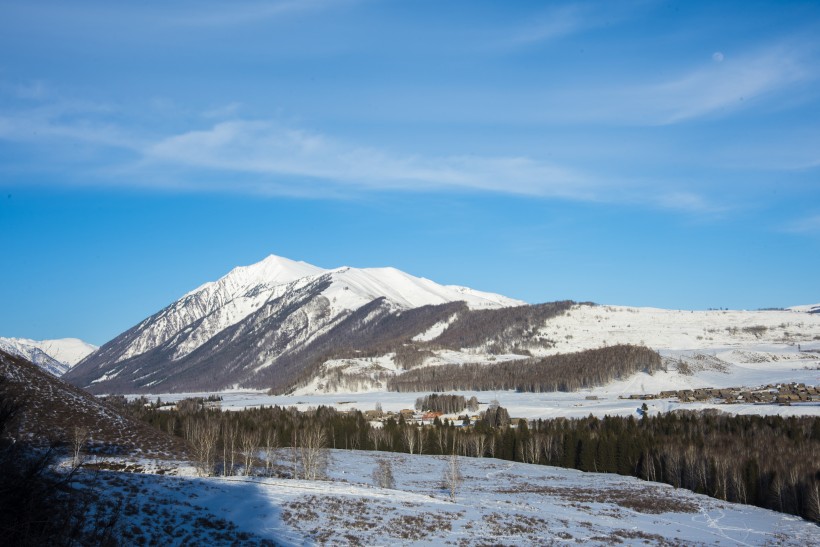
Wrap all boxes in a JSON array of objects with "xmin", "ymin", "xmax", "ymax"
[
  {"xmin": 114, "ymin": 396, "xmax": 820, "ymax": 524},
  {"xmin": 388, "ymin": 344, "xmax": 663, "ymax": 392}
]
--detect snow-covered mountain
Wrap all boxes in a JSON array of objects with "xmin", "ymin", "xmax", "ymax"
[
  {"xmin": 63, "ymin": 253, "xmax": 820, "ymax": 396},
  {"xmin": 65, "ymin": 255, "xmax": 524, "ymax": 394},
  {"xmin": 0, "ymin": 337, "xmax": 98, "ymax": 376}
]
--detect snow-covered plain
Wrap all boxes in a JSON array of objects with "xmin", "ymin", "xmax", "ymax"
[
  {"xmin": 138, "ymin": 340, "xmax": 820, "ymax": 419},
  {"xmin": 283, "ymin": 303, "xmax": 820, "ymax": 394},
  {"xmin": 84, "ymin": 450, "xmax": 817, "ymax": 545}
]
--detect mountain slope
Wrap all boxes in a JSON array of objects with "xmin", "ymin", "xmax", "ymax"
[
  {"xmin": 0, "ymin": 349, "xmax": 187, "ymax": 457},
  {"xmin": 65, "ymin": 255, "xmax": 524, "ymax": 394},
  {"xmin": 0, "ymin": 337, "xmax": 98, "ymax": 376}
]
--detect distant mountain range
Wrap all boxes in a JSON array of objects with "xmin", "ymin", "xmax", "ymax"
[
  {"xmin": 0, "ymin": 337, "xmax": 97, "ymax": 376},
  {"xmin": 57, "ymin": 255, "xmax": 820, "ymax": 395}
]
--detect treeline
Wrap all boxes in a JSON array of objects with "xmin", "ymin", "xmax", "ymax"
[
  {"xmin": 388, "ymin": 345, "xmax": 662, "ymax": 392},
  {"xmin": 281, "ymin": 300, "xmax": 586, "ymax": 394},
  {"xmin": 523, "ymin": 412, "xmax": 820, "ymax": 523},
  {"xmin": 120, "ymin": 397, "xmax": 820, "ymax": 523},
  {"xmin": 415, "ymin": 394, "xmax": 478, "ymax": 414},
  {"xmin": 431, "ymin": 300, "xmax": 578, "ymax": 353}
]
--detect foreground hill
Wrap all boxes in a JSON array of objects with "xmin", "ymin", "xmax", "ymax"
[
  {"xmin": 0, "ymin": 349, "xmax": 187, "ymax": 458},
  {"xmin": 0, "ymin": 336, "xmax": 97, "ymax": 376}
]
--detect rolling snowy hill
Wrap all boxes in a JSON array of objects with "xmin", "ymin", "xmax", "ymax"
[{"xmin": 0, "ymin": 337, "xmax": 97, "ymax": 376}]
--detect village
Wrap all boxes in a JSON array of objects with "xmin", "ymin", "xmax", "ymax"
[{"xmin": 622, "ymin": 382, "xmax": 820, "ymax": 405}]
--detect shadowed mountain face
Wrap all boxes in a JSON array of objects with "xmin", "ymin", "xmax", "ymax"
[{"xmin": 0, "ymin": 349, "xmax": 187, "ymax": 458}]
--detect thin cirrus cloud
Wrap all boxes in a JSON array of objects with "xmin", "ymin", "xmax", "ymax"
[
  {"xmin": 785, "ymin": 214, "xmax": 820, "ymax": 235},
  {"xmin": 143, "ymin": 119, "xmax": 593, "ymax": 199},
  {"xmin": 554, "ymin": 45, "xmax": 811, "ymax": 125},
  {"xmin": 499, "ymin": 0, "xmax": 648, "ymax": 49},
  {"xmin": 164, "ymin": 0, "xmax": 355, "ymax": 28}
]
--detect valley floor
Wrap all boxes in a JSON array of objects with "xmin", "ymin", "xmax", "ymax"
[
  {"xmin": 140, "ymin": 342, "xmax": 820, "ymax": 420},
  {"xmin": 83, "ymin": 450, "xmax": 816, "ymax": 546}
]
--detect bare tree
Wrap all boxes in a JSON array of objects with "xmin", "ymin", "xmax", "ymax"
[
  {"xmin": 188, "ymin": 417, "xmax": 219, "ymax": 476},
  {"xmin": 368, "ymin": 427, "xmax": 386, "ymax": 451},
  {"xmin": 262, "ymin": 428, "xmax": 279, "ymax": 477},
  {"xmin": 372, "ymin": 458, "xmax": 395, "ymax": 489},
  {"xmin": 403, "ymin": 426, "xmax": 417, "ymax": 455},
  {"xmin": 71, "ymin": 426, "xmax": 90, "ymax": 468},
  {"xmin": 486, "ymin": 435, "xmax": 496, "ymax": 458},
  {"xmin": 442, "ymin": 452, "xmax": 462, "ymax": 502},
  {"xmin": 298, "ymin": 424, "xmax": 328, "ymax": 480},
  {"xmin": 240, "ymin": 429, "xmax": 260, "ymax": 476},
  {"xmin": 222, "ymin": 419, "xmax": 238, "ymax": 476},
  {"xmin": 416, "ymin": 428, "xmax": 427, "ymax": 455}
]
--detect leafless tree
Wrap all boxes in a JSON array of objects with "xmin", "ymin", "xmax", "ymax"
[
  {"xmin": 416, "ymin": 428, "xmax": 427, "ymax": 455},
  {"xmin": 442, "ymin": 452, "xmax": 462, "ymax": 502},
  {"xmin": 187, "ymin": 417, "xmax": 219, "ymax": 476},
  {"xmin": 240, "ymin": 429, "xmax": 260, "ymax": 476},
  {"xmin": 262, "ymin": 428, "xmax": 279, "ymax": 477},
  {"xmin": 368, "ymin": 427, "xmax": 386, "ymax": 451},
  {"xmin": 486, "ymin": 435, "xmax": 496, "ymax": 458},
  {"xmin": 297, "ymin": 424, "xmax": 328, "ymax": 480},
  {"xmin": 372, "ymin": 458, "xmax": 395, "ymax": 489},
  {"xmin": 71, "ymin": 426, "xmax": 89, "ymax": 468},
  {"xmin": 222, "ymin": 419, "xmax": 238, "ymax": 476},
  {"xmin": 403, "ymin": 426, "xmax": 417, "ymax": 455}
]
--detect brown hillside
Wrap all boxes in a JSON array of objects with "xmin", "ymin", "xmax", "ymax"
[{"xmin": 0, "ymin": 349, "xmax": 188, "ymax": 459}]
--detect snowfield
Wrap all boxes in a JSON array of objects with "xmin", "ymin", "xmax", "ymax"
[
  {"xmin": 83, "ymin": 450, "xmax": 817, "ymax": 545},
  {"xmin": 140, "ymin": 340, "xmax": 820, "ymax": 420},
  {"xmin": 282, "ymin": 303, "xmax": 820, "ymax": 395}
]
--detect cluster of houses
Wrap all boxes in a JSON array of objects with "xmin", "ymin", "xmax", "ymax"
[
  {"xmin": 363, "ymin": 409, "xmax": 483, "ymax": 426},
  {"xmin": 623, "ymin": 382, "xmax": 820, "ymax": 405}
]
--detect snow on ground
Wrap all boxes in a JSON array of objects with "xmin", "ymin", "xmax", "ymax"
[
  {"xmin": 536, "ymin": 304, "xmax": 820, "ymax": 356},
  {"xmin": 84, "ymin": 450, "xmax": 817, "ymax": 546},
  {"xmin": 290, "ymin": 304, "xmax": 820, "ymax": 396},
  {"xmin": 140, "ymin": 339, "xmax": 820, "ymax": 419},
  {"xmin": 141, "ymin": 385, "xmax": 820, "ymax": 421}
]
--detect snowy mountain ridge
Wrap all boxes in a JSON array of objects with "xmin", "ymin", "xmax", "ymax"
[
  {"xmin": 0, "ymin": 337, "xmax": 98, "ymax": 376},
  {"xmin": 115, "ymin": 254, "xmax": 524, "ymax": 366},
  {"xmin": 63, "ymin": 253, "xmax": 820, "ymax": 395},
  {"xmin": 65, "ymin": 254, "xmax": 525, "ymax": 394}
]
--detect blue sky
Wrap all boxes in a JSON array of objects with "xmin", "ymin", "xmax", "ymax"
[{"xmin": 1, "ymin": 0, "xmax": 819, "ymax": 345}]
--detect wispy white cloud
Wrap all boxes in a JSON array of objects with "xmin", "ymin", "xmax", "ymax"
[
  {"xmin": 202, "ymin": 102, "xmax": 243, "ymax": 119},
  {"xmin": 652, "ymin": 191, "xmax": 727, "ymax": 215},
  {"xmin": 166, "ymin": 0, "xmax": 355, "ymax": 28},
  {"xmin": 500, "ymin": 0, "xmax": 650, "ymax": 48},
  {"xmin": 505, "ymin": 5, "xmax": 590, "ymax": 46},
  {"xmin": 0, "ymin": 101, "xmax": 139, "ymax": 150},
  {"xmin": 784, "ymin": 214, "xmax": 820, "ymax": 235},
  {"xmin": 641, "ymin": 47, "xmax": 808, "ymax": 124},
  {"xmin": 143, "ymin": 119, "xmax": 592, "ymax": 198},
  {"xmin": 548, "ymin": 43, "xmax": 814, "ymax": 125}
]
